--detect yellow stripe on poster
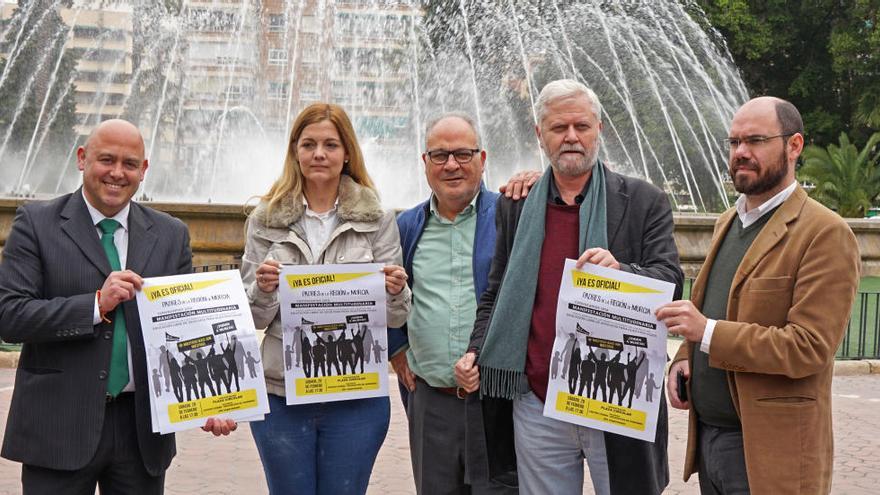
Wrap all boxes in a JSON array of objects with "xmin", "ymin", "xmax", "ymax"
[
  {"xmin": 554, "ymin": 391, "xmax": 647, "ymax": 431},
  {"xmin": 296, "ymin": 373, "xmax": 381, "ymax": 396},
  {"xmin": 285, "ymin": 272, "xmax": 373, "ymax": 289},
  {"xmin": 571, "ymin": 271, "xmax": 662, "ymax": 294},
  {"xmin": 145, "ymin": 278, "xmax": 228, "ymax": 301},
  {"xmin": 168, "ymin": 389, "xmax": 259, "ymax": 423}
]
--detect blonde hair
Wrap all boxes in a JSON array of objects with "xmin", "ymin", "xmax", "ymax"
[{"xmin": 261, "ymin": 102, "xmax": 376, "ymax": 216}]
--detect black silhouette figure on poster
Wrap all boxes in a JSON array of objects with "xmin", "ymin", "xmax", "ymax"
[
  {"xmin": 221, "ymin": 338, "xmax": 241, "ymax": 392},
  {"xmin": 181, "ymin": 355, "xmax": 199, "ymax": 401},
  {"xmin": 352, "ymin": 325, "xmax": 367, "ymax": 374},
  {"xmin": 361, "ymin": 325, "xmax": 374, "ymax": 364},
  {"xmin": 152, "ymin": 368, "xmax": 162, "ymax": 398},
  {"xmin": 567, "ymin": 344, "xmax": 581, "ymax": 394},
  {"xmin": 245, "ymin": 351, "xmax": 261, "ymax": 378},
  {"xmin": 158, "ymin": 345, "xmax": 172, "ymax": 393},
  {"xmin": 606, "ymin": 350, "xmax": 626, "ymax": 406},
  {"xmin": 560, "ymin": 333, "xmax": 576, "ymax": 379},
  {"xmin": 550, "ymin": 350, "xmax": 562, "ymax": 380},
  {"xmin": 345, "ymin": 331, "xmax": 358, "ymax": 372},
  {"xmin": 164, "ymin": 348, "xmax": 184, "ymax": 402},
  {"xmin": 208, "ymin": 346, "xmax": 232, "ymax": 395},
  {"xmin": 301, "ymin": 334, "xmax": 313, "ymax": 378},
  {"xmin": 577, "ymin": 354, "xmax": 596, "ymax": 398},
  {"xmin": 644, "ymin": 372, "xmax": 662, "ymax": 403},
  {"xmin": 372, "ymin": 343, "xmax": 385, "ymax": 364},
  {"xmin": 623, "ymin": 351, "xmax": 647, "ymax": 408},
  {"xmin": 186, "ymin": 351, "xmax": 217, "ymax": 398},
  {"xmin": 316, "ymin": 332, "xmax": 341, "ymax": 376},
  {"xmin": 284, "ymin": 344, "xmax": 293, "ymax": 371},
  {"xmin": 588, "ymin": 346, "xmax": 611, "ymax": 402},
  {"xmin": 293, "ymin": 326, "xmax": 304, "ymax": 367},
  {"xmin": 633, "ymin": 351, "xmax": 650, "ymax": 400},
  {"xmin": 233, "ymin": 336, "xmax": 245, "ymax": 380},
  {"xmin": 312, "ymin": 338, "xmax": 327, "ymax": 377},
  {"xmin": 337, "ymin": 331, "xmax": 354, "ymax": 374}
]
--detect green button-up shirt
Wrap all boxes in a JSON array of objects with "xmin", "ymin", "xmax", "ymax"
[{"xmin": 406, "ymin": 193, "xmax": 479, "ymax": 387}]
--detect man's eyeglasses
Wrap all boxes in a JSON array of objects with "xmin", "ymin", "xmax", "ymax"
[
  {"xmin": 723, "ymin": 134, "xmax": 794, "ymax": 151},
  {"xmin": 425, "ymin": 148, "xmax": 480, "ymax": 165}
]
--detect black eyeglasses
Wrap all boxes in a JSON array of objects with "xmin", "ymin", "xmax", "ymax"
[
  {"xmin": 425, "ymin": 148, "xmax": 480, "ymax": 165},
  {"xmin": 723, "ymin": 134, "xmax": 794, "ymax": 151}
]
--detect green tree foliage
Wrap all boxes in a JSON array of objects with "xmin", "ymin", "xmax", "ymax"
[
  {"xmin": 799, "ymin": 131, "xmax": 880, "ymax": 217},
  {"xmin": 830, "ymin": 0, "xmax": 880, "ymax": 129},
  {"xmin": 693, "ymin": 0, "xmax": 880, "ymax": 145}
]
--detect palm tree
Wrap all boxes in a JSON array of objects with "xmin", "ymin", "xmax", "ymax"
[{"xmin": 798, "ymin": 131, "xmax": 880, "ymax": 217}]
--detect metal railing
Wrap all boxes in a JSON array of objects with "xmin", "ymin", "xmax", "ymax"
[
  {"xmin": 0, "ymin": 267, "xmax": 877, "ymax": 359},
  {"xmin": 682, "ymin": 279, "xmax": 879, "ymax": 360},
  {"xmin": 194, "ymin": 270, "xmax": 878, "ymax": 360},
  {"xmin": 193, "ymin": 263, "xmax": 240, "ymax": 273},
  {"xmin": 839, "ymin": 292, "xmax": 880, "ymax": 359}
]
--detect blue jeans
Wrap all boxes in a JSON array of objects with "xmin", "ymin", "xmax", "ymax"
[
  {"xmin": 512, "ymin": 391, "xmax": 610, "ymax": 495},
  {"xmin": 250, "ymin": 393, "xmax": 390, "ymax": 495}
]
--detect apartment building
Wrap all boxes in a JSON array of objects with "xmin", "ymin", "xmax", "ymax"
[{"xmin": 0, "ymin": 0, "xmax": 134, "ymax": 138}]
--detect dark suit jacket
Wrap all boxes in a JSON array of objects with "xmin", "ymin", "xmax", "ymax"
[
  {"xmin": 0, "ymin": 190, "xmax": 192, "ymax": 475},
  {"xmin": 469, "ymin": 168, "xmax": 683, "ymax": 494}
]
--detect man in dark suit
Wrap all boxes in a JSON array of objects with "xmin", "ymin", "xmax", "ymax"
[
  {"xmin": 454, "ymin": 79, "xmax": 682, "ymax": 494},
  {"xmin": 0, "ymin": 119, "xmax": 235, "ymax": 494}
]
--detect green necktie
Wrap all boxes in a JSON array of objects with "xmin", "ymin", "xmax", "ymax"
[{"xmin": 98, "ymin": 219, "xmax": 129, "ymax": 397}]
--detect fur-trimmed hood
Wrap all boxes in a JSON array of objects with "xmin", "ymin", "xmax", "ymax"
[{"xmin": 252, "ymin": 175, "xmax": 383, "ymax": 228}]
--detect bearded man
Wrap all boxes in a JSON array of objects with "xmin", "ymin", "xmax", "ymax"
[
  {"xmin": 454, "ymin": 79, "xmax": 683, "ymax": 495},
  {"xmin": 657, "ymin": 97, "xmax": 860, "ymax": 494}
]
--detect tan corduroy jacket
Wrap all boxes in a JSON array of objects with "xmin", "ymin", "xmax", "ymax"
[
  {"xmin": 241, "ymin": 175, "xmax": 411, "ymax": 396},
  {"xmin": 673, "ymin": 185, "xmax": 859, "ymax": 494}
]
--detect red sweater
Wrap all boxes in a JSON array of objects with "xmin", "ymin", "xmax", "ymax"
[{"xmin": 526, "ymin": 203, "xmax": 580, "ymax": 402}]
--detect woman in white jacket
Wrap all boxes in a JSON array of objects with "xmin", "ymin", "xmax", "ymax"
[{"xmin": 242, "ymin": 102, "xmax": 411, "ymax": 495}]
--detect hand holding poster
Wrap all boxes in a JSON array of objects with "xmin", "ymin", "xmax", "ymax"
[
  {"xmin": 136, "ymin": 270, "xmax": 270, "ymax": 434},
  {"xmin": 278, "ymin": 263, "xmax": 389, "ymax": 405},
  {"xmin": 543, "ymin": 260, "xmax": 674, "ymax": 442}
]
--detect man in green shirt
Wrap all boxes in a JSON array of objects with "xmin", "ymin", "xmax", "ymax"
[{"xmin": 389, "ymin": 112, "xmax": 517, "ymax": 494}]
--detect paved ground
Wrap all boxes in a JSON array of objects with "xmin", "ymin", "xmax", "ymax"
[{"xmin": 0, "ymin": 369, "xmax": 877, "ymax": 494}]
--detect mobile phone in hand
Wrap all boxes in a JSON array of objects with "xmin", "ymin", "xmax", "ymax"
[{"xmin": 676, "ymin": 370, "xmax": 688, "ymax": 402}]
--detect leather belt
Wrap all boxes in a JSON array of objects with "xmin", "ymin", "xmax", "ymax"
[
  {"xmin": 416, "ymin": 376, "xmax": 469, "ymax": 399},
  {"xmin": 106, "ymin": 392, "xmax": 133, "ymax": 404}
]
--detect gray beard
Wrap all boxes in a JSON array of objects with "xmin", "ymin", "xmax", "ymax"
[{"xmin": 550, "ymin": 149, "xmax": 598, "ymax": 177}]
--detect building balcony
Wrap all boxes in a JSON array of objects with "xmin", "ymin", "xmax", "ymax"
[
  {"xmin": 75, "ymin": 103, "xmax": 124, "ymax": 115},
  {"xmin": 76, "ymin": 59, "xmax": 133, "ymax": 74},
  {"xmin": 68, "ymin": 38, "xmax": 131, "ymax": 52},
  {"xmin": 74, "ymin": 81, "xmax": 131, "ymax": 94}
]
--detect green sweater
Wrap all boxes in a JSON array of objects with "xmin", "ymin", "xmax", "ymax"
[{"xmin": 691, "ymin": 208, "xmax": 777, "ymax": 428}]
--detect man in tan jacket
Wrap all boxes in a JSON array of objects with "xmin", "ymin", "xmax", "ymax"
[{"xmin": 656, "ymin": 97, "xmax": 860, "ymax": 494}]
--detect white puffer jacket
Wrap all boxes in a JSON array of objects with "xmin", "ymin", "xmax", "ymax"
[{"xmin": 241, "ymin": 175, "xmax": 411, "ymax": 396}]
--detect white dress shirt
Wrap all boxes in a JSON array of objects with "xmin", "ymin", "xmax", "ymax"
[{"xmin": 298, "ymin": 197, "xmax": 339, "ymax": 259}]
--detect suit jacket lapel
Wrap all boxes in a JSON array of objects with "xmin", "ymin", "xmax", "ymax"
[
  {"xmin": 728, "ymin": 186, "xmax": 805, "ymax": 293},
  {"xmin": 60, "ymin": 190, "xmax": 112, "ymax": 277},
  {"xmin": 604, "ymin": 170, "xmax": 627, "ymax": 247},
  {"xmin": 126, "ymin": 202, "xmax": 157, "ymax": 276}
]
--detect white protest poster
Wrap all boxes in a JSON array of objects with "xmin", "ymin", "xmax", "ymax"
[
  {"xmin": 543, "ymin": 259, "xmax": 674, "ymax": 442},
  {"xmin": 278, "ymin": 263, "xmax": 389, "ymax": 405},
  {"xmin": 136, "ymin": 270, "xmax": 269, "ymax": 434}
]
